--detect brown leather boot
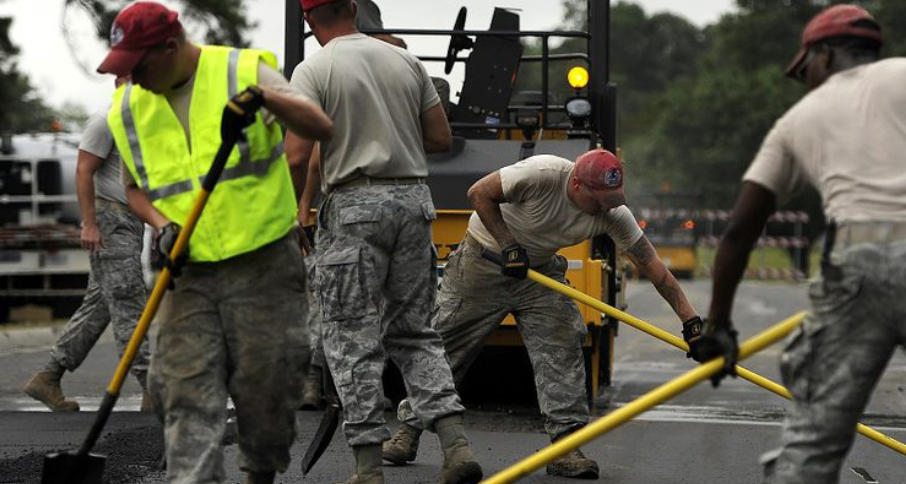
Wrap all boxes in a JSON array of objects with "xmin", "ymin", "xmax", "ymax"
[
  {"xmin": 435, "ymin": 414, "xmax": 482, "ymax": 484},
  {"xmin": 23, "ymin": 371, "xmax": 79, "ymax": 412},
  {"xmin": 244, "ymin": 471, "xmax": 276, "ymax": 484},
  {"xmin": 140, "ymin": 391, "xmax": 155, "ymax": 413},
  {"xmin": 546, "ymin": 448, "xmax": 599, "ymax": 479},
  {"xmin": 382, "ymin": 423, "xmax": 422, "ymax": 465},
  {"xmin": 334, "ymin": 445, "xmax": 384, "ymax": 484}
]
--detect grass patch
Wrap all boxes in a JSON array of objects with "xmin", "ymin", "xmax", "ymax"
[{"xmin": 694, "ymin": 246, "xmax": 822, "ymax": 279}]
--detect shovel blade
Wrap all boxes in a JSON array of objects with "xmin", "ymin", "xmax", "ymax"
[
  {"xmin": 41, "ymin": 451, "xmax": 105, "ymax": 484},
  {"xmin": 301, "ymin": 402, "xmax": 340, "ymax": 475}
]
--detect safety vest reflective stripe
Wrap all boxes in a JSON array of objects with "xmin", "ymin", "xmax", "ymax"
[
  {"xmin": 148, "ymin": 179, "xmax": 194, "ymax": 201},
  {"xmin": 203, "ymin": 143, "xmax": 286, "ymax": 183},
  {"xmin": 121, "ymin": 84, "xmax": 196, "ymax": 202},
  {"xmin": 120, "ymin": 85, "xmax": 148, "ymax": 189},
  {"xmin": 227, "ymin": 49, "xmax": 253, "ymax": 168}
]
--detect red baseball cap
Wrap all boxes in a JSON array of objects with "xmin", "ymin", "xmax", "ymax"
[
  {"xmin": 96, "ymin": 2, "xmax": 184, "ymax": 76},
  {"xmin": 574, "ymin": 149, "xmax": 627, "ymax": 208},
  {"xmin": 299, "ymin": 0, "xmax": 340, "ymax": 12},
  {"xmin": 785, "ymin": 5, "xmax": 882, "ymax": 78}
]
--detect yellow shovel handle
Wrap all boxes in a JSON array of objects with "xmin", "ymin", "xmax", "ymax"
[
  {"xmin": 523, "ymin": 268, "xmax": 906, "ymax": 457},
  {"xmin": 481, "ymin": 313, "xmax": 803, "ymax": 484},
  {"xmin": 106, "ymin": 190, "xmax": 211, "ymax": 395}
]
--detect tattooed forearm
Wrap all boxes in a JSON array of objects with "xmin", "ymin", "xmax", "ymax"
[
  {"xmin": 627, "ymin": 236, "xmax": 697, "ymax": 321},
  {"xmin": 652, "ymin": 271, "xmax": 689, "ymax": 318},
  {"xmin": 626, "ymin": 236, "xmax": 657, "ymax": 265},
  {"xmin": 653, "ymin": 271, "xmax": 676, "ymax": 302}
]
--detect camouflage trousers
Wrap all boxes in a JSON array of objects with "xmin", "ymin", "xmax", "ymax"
[
  {"xmin": 148, "ymin": 233, "xmax": 309, "ymax": 482},
  {"xmin": 762, "ymin": 234, "xmax": 906, "ymax": 484},
  {"xmin": 399, "ymin": 233, "xmax": 590, "ymax": 439},
  {"xmin": 304, "ymin": 251, "xmax": 325, "ymax": 369},
  {"xmin": 48, "ymin": 200, "xmax": 150, "ymax": 383},
  {"xmin": 316, "ymin": 184, "xmax": 464, "ymax": 446}
]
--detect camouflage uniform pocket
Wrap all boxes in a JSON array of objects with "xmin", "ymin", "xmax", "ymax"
[
  {"xmin": 340, "ymin": 205, "xmax": 382, "ymax": 225},
  {"xmin": 421, "ymin": 201, "xmax": 437, "ymax": 222},
  {"xmin": 782, "ymin": 271, "xmax": 864, "ymax": 401},
  {"xmin": 432, "ymin": 292, "xmax": 463, "ymax": 331},
  {"xmin": 316, "ymin": 246, "xmax": 363, "ymax": 322},
  {"xmin": 780, "ymin": 326, "xmax": 814, "ymax": 401}
]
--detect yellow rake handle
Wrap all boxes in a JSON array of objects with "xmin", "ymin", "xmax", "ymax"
[
  {"xmin": 521, "ymin": 268, "xmax": 906, "ymax": 457},
  {"xmin": 481, "ymin": 313, "xmax": 803, "ymax": 484}
]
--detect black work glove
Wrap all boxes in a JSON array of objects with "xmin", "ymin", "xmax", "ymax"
[
  {"xmin": 221, "ymin": 85, "xmax": 266, "ymax": 142},
  {"xmin": 681, "ymin": 316, "xmax": 704, "ymax": 359},
  {"xmin": 501, "ymin": 243, "xmax": 529, "ymax": 279},
  {"xmin": 153, "ymin": 222, "xmax": 188, "ymax": 280},
  {"xmin": 689, "ymin": 318, "xmax": 739, "ymax": 388}
]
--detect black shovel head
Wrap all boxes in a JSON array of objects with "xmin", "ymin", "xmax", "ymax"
[
  {"xmin": 42, "ymin": 451, "xmax": 105, "ymax": 484},
  {"xmin": 300, "ymin": 402, "xmax": 340, "ymax": 475}
]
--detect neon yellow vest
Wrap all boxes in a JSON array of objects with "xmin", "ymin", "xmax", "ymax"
[{"xmin": 108, "ymin": 46, "xmax": 296, "ymax": 262}]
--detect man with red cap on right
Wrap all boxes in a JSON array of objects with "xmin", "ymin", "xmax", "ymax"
[
  {"xmin": 700, "ymin": 4, "xmax": 906, "ymax": 483},
  {"xmin": 385, "ymin": 149, "xmax": 703, "ymax": 480}
]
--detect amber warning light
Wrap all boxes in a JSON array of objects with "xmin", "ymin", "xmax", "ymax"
[{"xmin": 567, "ymin": 66, "xmax": 589, "ymax": 90}]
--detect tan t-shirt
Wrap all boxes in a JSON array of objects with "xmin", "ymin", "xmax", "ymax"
[
  {"xmin": 743, "ymin": 58, "xmax": 906, "ymax": 223},
  {"xmin": 80, "ymin": 106, "xmax": 127, "ymax": 204},
  {"xmin": 122, "ymin": 60, "xmax": 298, "ymax": 186},
  {"xmin": 289, "ymin": 33, "xmax": 440, "ymax": 192},
  {"xmin": 468, "ymin": 155, "xmax": 644, "ymax": 264}
]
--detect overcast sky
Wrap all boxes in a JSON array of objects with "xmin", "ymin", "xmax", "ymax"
[{"xmin": 0, "ymin": 0, "xmax": 734, "ymax": 116}]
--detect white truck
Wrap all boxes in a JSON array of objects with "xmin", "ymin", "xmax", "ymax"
[{"xmin": 0, "ymin": 132, "xmax": 88, "ymax": 321}]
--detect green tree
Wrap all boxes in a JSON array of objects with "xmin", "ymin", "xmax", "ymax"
[
  {"xmin": 514, "ymin": 1, "xmax": 706, "ymax": 137},
  {"xmin": 631, "ymin": 0, "xmax": 906, "ymax": 207},
  {"xmin": 0, "ymin": 14, "xmax": 56, "ymax": 133},
  {"xmin": 66, "ymin": 0, "xmax": 253, "ymax": 46},
  {"xmin": 1, "ymin": 0, "xmax": 255, "ymax": 133}
]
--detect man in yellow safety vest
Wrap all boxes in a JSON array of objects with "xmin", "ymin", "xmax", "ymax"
[{"xmin": 97, "ymin": 2, "xmax": 333, "ymax": 483}]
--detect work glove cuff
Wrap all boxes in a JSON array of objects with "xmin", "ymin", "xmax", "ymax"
[
  {"xmin": 154, "ymin": 222, "xmax": 188, "ymax": 280},
  {"xmin": 682, "ymin": 316, "xmax": 704, "ymax": 358},
  {"xmin": 500, "ymin": 243, "xmax": 529, "ymax": 279}
]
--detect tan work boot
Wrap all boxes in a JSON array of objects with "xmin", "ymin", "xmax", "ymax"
[
  {"xmin": 435, "ymin": 414, "xmax": 482, "ymax": 484},
  {"xmin": 382, "ymin": 423, "xmax": 422, "ymax": 465},
  {"xmin": 244, "ymin": 471, "xmax": 276, "ymax": 484},
  {"xmin": 546, "ymin": 448, "xmax": 599, "ymax": 479},
  {"xmin": 23, "ymin": 371, "xmax": 80, "ymax": 412},
  {"xmin": 140, "ymin": 391, "xmax": 155, "ymax": 413},
  {"xmin": 334, "ymin": 444, "xmax": 384, "ymax": 484}
]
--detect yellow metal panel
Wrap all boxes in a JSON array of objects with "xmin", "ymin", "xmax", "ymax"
[{"xmin": 652, "ymin": 246, "xmax": 696, "ymax": 273}]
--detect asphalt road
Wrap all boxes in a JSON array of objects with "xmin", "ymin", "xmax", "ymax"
[{"xmin": 2, "ymin": 279, "xmax": 905, "ymax": 483}]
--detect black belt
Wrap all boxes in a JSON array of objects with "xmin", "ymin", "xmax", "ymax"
[{"xmin": 334, "ymin": 176, "xmax": 426, "ymax": 190}]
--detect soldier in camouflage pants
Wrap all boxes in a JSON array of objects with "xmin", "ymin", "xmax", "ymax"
[
  {"xmin": 385, "ymin": 152, "xmax": 702, "ymax": 480},
  {"xmin": 395, "ymin": 235, "xmax": 588, "ymax": 436},
  {"xmin": 24, "ymin": 188, "xmax": 150, "ymax": 412},
  {"xmin": 50, "ymin": 201, "xmax": 151, "ymax": 383},
  {"xmin": 24, "ymin": 99, "xmax": 152, "ymax": 413},
  {"xmin": 761, "ymin": 233, "xmax": 906, "ymax": 483},
  {"xmin": 148, "ymin": 234, "xmax": 310, "ymax": 481},
  {"xmin": 316, "ymin": 183, "xmax": 465, "ymax": 445}
]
